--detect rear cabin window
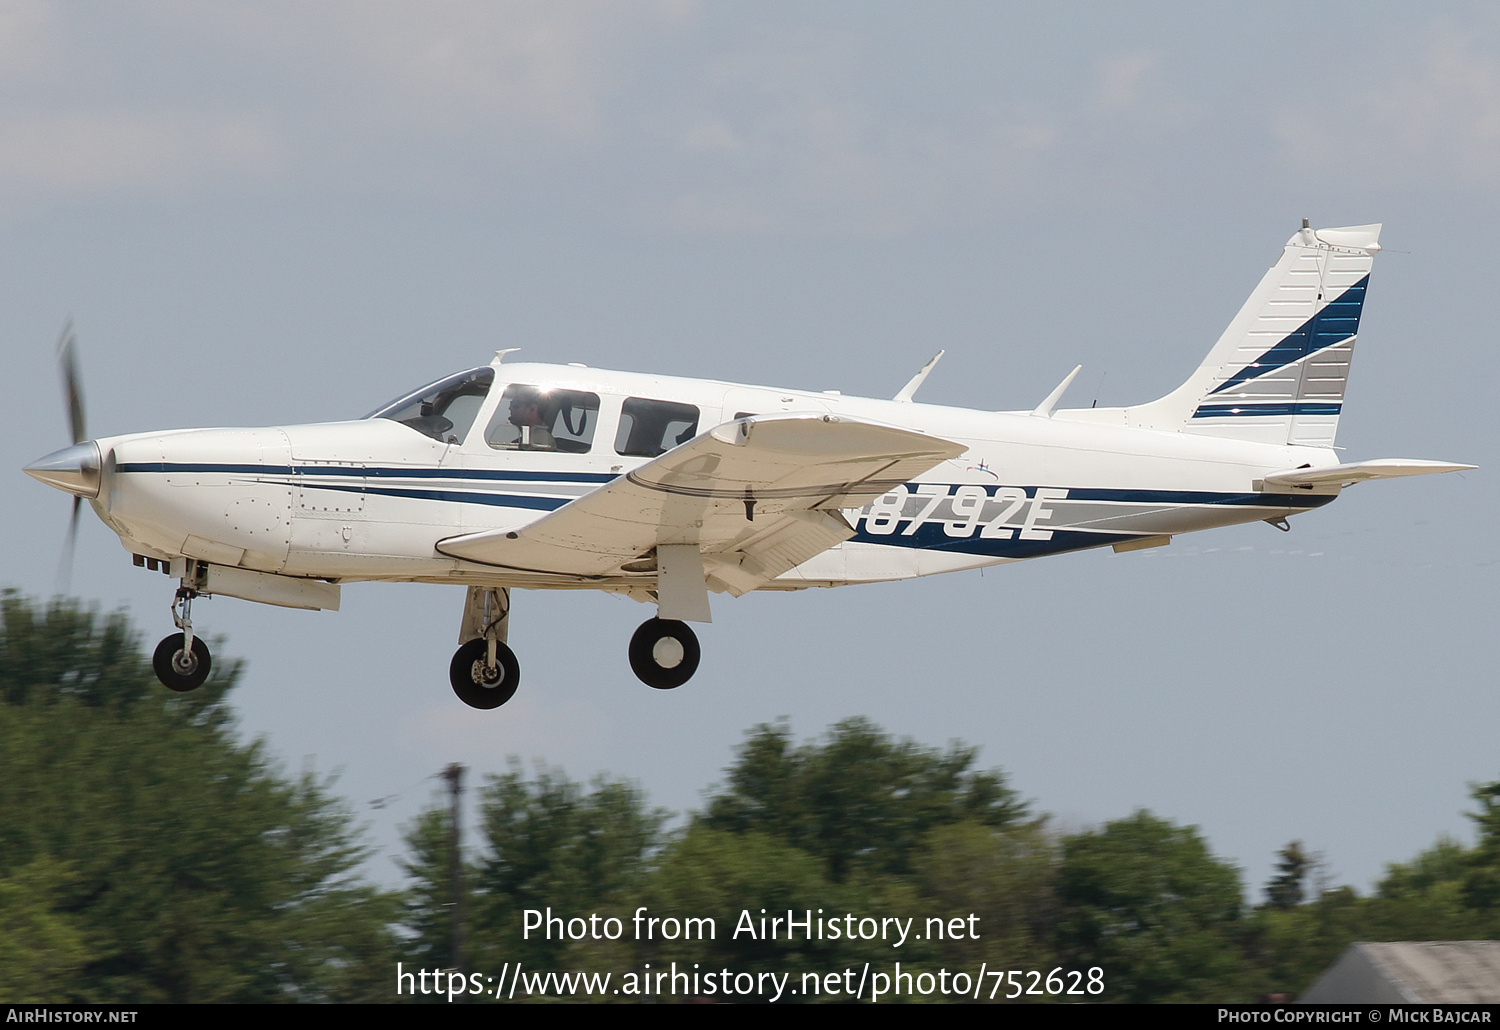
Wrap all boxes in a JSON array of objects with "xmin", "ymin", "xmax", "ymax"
[
  {"xmin": 614, "ymin": 398, "xmax": 700, "ymax": 457},
  {"xmin": 485, "ymin": 385, "xmax": 600, "ymax": 454}
]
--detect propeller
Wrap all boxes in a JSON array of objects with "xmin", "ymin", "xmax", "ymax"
[{"xmin": 56, "ymin": 320, "xmax": 86, "ymax": 591}]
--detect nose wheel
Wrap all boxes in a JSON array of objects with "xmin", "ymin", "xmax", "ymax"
[
  {"xmin": 153, "ymin": 633, "xmax": 212, "ymax": 692},
  {"xmin": 450, "ymin": 638, "xmax": 520, "ymax": 709},
  {"xmin": 629, "ymin": 618, "xmax": 700, "ymax": 689}
]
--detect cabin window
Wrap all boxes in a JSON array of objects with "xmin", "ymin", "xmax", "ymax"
[
  {"xmin": 615, "ymin": 398, "xmax": 700, "ymax": 457},
  {"xmin": 366, "ymin": 367, "xmax": 494, "ymax": 444},
  {"xmin": 485, "ymin": 385, "xmax": 601, "ymax": 453}
]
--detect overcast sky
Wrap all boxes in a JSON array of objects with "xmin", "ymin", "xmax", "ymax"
[{"xmin": 3, "ymin": 1, "xmax": 1496, "ymax": 899}]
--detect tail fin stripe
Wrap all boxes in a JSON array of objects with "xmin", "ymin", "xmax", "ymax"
[
  {"xmin": 1208, "ymin": 275, "xmax": 1368, "ymax": 396},
  {"xmin": 1191, "ymin": 401, "xmax": 1342, "ymax": 418}
]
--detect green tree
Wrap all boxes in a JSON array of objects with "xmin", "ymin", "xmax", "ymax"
[
  {"xmin": 703, "ymin": 717, "xmax": 1029, "ymax": 882},
  {"xmin": 1265, "ymin": 841, "xmax": 1310, "ymax": 909},
  {"xmin": 1459, "ymin": 780, "xmax": 1500, "ymax": 915},
  {"xmin": 0, "ymin": 860, "xmax": 91, "ymax": 1000},
  {"xmin": 397, "ymin": 805, "xmax": 466, "ymax": 972},
  {"xmin": 1052, "ymin": 810, "xmax": 1248, "ymax": 1003},
  {"xmin": 643, "ymin": 825, "xmax": 846, "ymax": 976},
  {"xmin": 1244, "ymin": 885, "xmax": 1368, "ymax": 999},
  {"xmin": 908, "ymin": 819, "xmax": 1057, "ymax": 972},
  {"xmin": 638, "ymin": 718, "xmax": 1047, "ymax": 999},
  {"xmin": 0, "ymin": 592, "xmax": 397, "ymax": 1002},
  {"xmin": 400, "ymin": 763, "xmax": 667, "ymax": 975}
]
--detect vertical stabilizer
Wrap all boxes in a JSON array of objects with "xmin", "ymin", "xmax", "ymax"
[{"xmin": 1126, "ymin": 223, "xmax": 1381, "ymax": 446}]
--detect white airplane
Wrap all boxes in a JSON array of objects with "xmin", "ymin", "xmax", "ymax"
[{"xmin": 25, "ymin": 221, "xmax": 1472, "ymax": 709}]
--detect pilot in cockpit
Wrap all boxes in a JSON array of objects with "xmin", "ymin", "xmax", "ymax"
[{"xmin": 500, "ymin": 388, "xmax": 557, "ymax": 451}]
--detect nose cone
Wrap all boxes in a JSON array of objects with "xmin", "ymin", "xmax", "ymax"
[{"xmin": 25, "ymin": 441, "xmax": 102, "ymax": 498}]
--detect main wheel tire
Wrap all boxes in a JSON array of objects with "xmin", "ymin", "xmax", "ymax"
[
  {"xmin": 629, "ymin": 618, "xmax": 700, "ymax": 689},
  {"xmin": 153, "ymin": 633, "xmax": 212, "ymax": 692},
  {"xmin": 449, "ymin": 638, "xmax": 520, "ymax": 710}
]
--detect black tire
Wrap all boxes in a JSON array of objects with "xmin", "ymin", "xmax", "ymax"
[
  {"xmin": 449, "ymin": 638, "xmax": 520, "ymax": 710},
  {"xmin": 153, "ymin": 633, "xmax": 212, "ymax": 692},
  {"xmin": 628, "ymin": 618, "xmax": 700, "ymax": 689}
]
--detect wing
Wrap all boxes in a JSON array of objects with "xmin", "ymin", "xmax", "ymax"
[{"xmin": 435, "ymin": 413, "xmax": 965, "ymax": 600}]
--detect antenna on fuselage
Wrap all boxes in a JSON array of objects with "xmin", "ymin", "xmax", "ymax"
[
  {"xmin": 493, "ymin": 348, "xmax": 522, "ymax": 365},
  {"xmin": 1032, "ymin": 364, "xmax": 1082, "ymax": 418},
  {"xmin": 894, "ymin": 350, "xmax": 944, "ymax": 403}
]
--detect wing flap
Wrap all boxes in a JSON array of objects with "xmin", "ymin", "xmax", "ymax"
[
  {"xmin": 704, "ymin": 509, "xmax": 855, "ymax": 596},
  {"xmin": 436, "ymin": 413, "xmax": 964, "ymax": 586}
]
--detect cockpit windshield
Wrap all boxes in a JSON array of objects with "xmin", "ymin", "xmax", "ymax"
[{"xmin": 365, "ymin": 367, "xmax": 495, "ymax": 444}]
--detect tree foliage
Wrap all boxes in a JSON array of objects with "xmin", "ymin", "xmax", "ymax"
[
  {"xmin": 389, "ymin": 716, "xmax": 1500, "ymax": 1004},
  {"xmin": 47, "ymin": 587, "xmax": 1500, "ymax": 1004},
  {"xmin": 400, "ymin": 717, "xmax": 1048, "ymax": 998},
  {"xmin": 471, "ymin": 765, "xmax": 667, "ymax": 968},
  {"xmin": 0, "ymin": 592, "xmax": 397, "ymax": 1002},
  {"xmin": 1053, "ymin": 811, "xmax": 1247, "ymax": 1002},
  {"xmin": 1265, "ymin": 841, "xmax": 1310, "ymax": 909},
  {"xmin": 703, "ymin": 717, "xmax": 1029, "ymax": 882}
]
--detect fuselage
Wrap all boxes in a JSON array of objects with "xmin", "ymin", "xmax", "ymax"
[{"xmin": 81, "ymin": 360, "xmax": 1340, "ymax": 595}]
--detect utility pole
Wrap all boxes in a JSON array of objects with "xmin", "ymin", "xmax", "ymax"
[{"xmin": 443, "ymin": 762, "xmax": 466, "ymax": 995}]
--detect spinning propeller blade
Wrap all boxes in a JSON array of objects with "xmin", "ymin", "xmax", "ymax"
[
  {"xmin": 58, "ymin": 320, "xmax": 86, "ymax": 444},
  {"xmin": 54, "ymin": 321, "xmax": 87, "ymax": 592}
]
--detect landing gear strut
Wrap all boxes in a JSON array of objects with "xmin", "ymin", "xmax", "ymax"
[
  {"xmin": 629, "ymin": 618, "xmax": 700, "ymax": 689},
  {"xmin": 451, "ymin": 586, "xmax": 519, "ymax": 709},
  {"xmin": 154, "ymin": 582, "xmax": 212, "ymax": 691}
]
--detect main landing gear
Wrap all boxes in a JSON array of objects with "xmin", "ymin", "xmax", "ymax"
[
  {"xmin": 450, "ymin": 586, "xmax": 518, "ymax": 709},
  {"xmin": 449, "ymin": 637, "xmax": 520, "ymax": 709},
  {"xmin": 628, "ymin": 618, "xmax": 700, "ymax": 689},
  {"xmin": 153, "ymin": 580, "xmax": 212, "ymax": 692},
  {"xmin": 447, "ymin": 587, "xmax": 705, "ymax": 709}
]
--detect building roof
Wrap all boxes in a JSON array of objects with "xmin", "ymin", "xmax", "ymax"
[{"xmin": 1300, "ymin": 942, "xmax": 1500, "ymax": 1003}]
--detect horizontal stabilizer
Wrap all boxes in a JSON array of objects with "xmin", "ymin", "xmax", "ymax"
[{"xmin": 1262, "ymin": 459, "xmax": 1475, "ymax": 489}]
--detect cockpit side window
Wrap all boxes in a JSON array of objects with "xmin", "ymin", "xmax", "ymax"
[
  {"xmin": 615, "ymin": 398, "xmax": 700, "ymax": 457},
  {"xmin": 486, "ymin": 385, "xmax": 601, "ymax": 453},
  {"xmin": 366, "ymin": 367, "xmax": 495, "ymax": 444}
]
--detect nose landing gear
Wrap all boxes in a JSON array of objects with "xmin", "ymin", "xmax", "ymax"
[
  {"xmin": 153, "ymin": 632, "xmax": 211, "ymax": 692},
  {"xmin": 153, "ymin": 582, "xmax": 212, "ymax": 692}
]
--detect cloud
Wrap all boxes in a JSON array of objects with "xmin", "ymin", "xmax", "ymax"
[
  {"xmin": 648, "ymin": 29, "xmax": 1069, "ymax": 237},
  {"xmin": 222, "ymin": 0, "xmax": 694, "ymax": 141},
  {"xmin": 0, "ymin": 0, "xmax": 694, "ymax": 206},
  {"xmin": 1274, "ymin": 21, "xmax": 1500, "ymax": 186},
  {"xmin": 1097, "ymin": 52, "xmax": 1157, "ymax": 113},
  {"xmin": 0, "ymin": 111, "xmax": 283, "ymax": 197}
]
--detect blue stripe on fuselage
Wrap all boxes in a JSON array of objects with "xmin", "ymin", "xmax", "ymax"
[
  {"xmin": 115, "ymin": 462, "xmax": 615, "ymax": 484},
  {"xmin": 313, "ymin": 482, "xmax": 567, "ymax": 510}
]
